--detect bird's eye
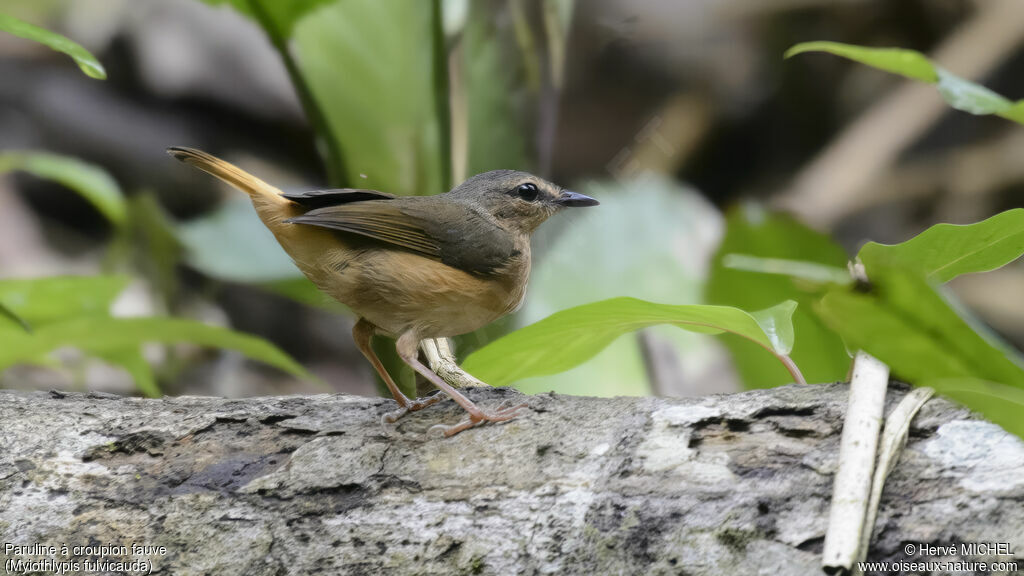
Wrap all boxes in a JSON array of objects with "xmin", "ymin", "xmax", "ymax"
[{"xmin": 516, "ymin": 183, "xmax": 539, "ymax": 201}]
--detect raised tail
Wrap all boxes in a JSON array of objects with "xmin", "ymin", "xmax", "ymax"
[{"xmin": 167, "ymin": 147, "xmax": 289, "ymax": 206}]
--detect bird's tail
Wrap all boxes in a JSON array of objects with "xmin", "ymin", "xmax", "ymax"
[{"xmin": 167, "ymin": 147, "xmax": 289, "ymax": 206}]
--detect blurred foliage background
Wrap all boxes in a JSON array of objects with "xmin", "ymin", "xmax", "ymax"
[{"xmin": 1, "ymin": 0, "xmax": 1022, "ymax": 403}]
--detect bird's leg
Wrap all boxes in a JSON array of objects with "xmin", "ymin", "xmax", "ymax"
[
  {"xmin": 397, "ymin": 331, "xmax": 527, "ymax": 437},
  {"xmin": 353, "ymin": 319, "xmax": 444, "ymax": 423}
]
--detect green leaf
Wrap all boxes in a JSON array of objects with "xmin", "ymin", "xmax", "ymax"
[
  {"xmin": 926, "ymin": 378, "xmax": 1024, "ymax": 440},
  {"xmin": 706, "ymin": 205, "xmax": 851, "ymax": 388},
  {"xmin": 784, "ymin": 41, "xmax": 937, "ymax": 83},
  {"xmin": 785, "ymin": 41, "xmax": 1024, "ymax": 126},
  {"xmin": 750, "ymin": 300, "xmax": 798, "ymax": 356},
  {"xmin": 0, "ymin": 152, "xmax": 126, "ymax": 225},
  {"xmin": 816, "ymin": 267, "xmax": 1024, "ymax": 388},
  {"xmin": 858, "ymin": 208, "xmax": 1024, "ymax": 283},
  {"xmin": 491, "ymin": 176, "xmax": 722, "ymax": 396},
  {"xmin": 463, "ymin": 297, "xmax": 800, "ymax": 387},
  {"xmin": 285, "ymin": 0, "xmax": 447, "ymax": 193},
  {"xmin": 0, "ymin": 316, "xmax": 310, "ymax": 380},
  {"xmin": 0, "ymin": 302, "xmax": 32, "ymax": 333},
  {"xmin": 177, "ymin": 197, "xmax": 300, "ymax": 282},
  {"xmin": 0, "ymin": 13, "xmax": 106, "ymax": 79},
  {"xmin": 936, "ymin": 68, "xmax": 1013, "ymax": 116},
  {"xmin": 199, "ymin": 0, "xmax": 332, "ymax": 38},
  {"xmin": 0, "ymin": 276, "xmax": 130, "ymax": 325}
]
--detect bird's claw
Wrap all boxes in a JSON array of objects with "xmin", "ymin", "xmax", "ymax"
[
  {"xmin": 431, "ymin": 402, "xmax": 530, "ymax": 438},
  {"xmin": 381, "ymin": 392, "xmax": 445, "ymax": 426}
]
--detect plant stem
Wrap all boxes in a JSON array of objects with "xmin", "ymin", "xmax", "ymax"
[
  {"xmin": 777, "ymin": 353, "xmax": 807, "ymax": 385},
  {"xmin": 822, "ymin": 351, "xmax": 888, "ymax": 572}
]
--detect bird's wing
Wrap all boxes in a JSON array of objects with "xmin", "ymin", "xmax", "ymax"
[
  {"xmin": 280, "ymin": 188, "xmax": 395, "ymax": 208},
  {"xmin": 285, "ymin": 198, "xmax": 516, "ymax": 275}
]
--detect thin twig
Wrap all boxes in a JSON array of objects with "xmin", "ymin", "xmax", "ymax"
[{"xmin": 852, "ymin": 387, "xmax": 935, "ymax": 575}]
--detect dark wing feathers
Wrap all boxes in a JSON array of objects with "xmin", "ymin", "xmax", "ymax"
[
  {"xmin": 281, "ymin": 188, "xmax": 395, "ymax": 208},
  {"xmin": 286, "ymin": 202, "xmax": 443, "ymax": 259},
  {"xmin": 284, "ymin": 196, "xmax": 516, "ymax": 275}
]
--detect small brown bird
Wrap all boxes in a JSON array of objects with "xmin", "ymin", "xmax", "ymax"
[{"xmin": 168, "ymin": 147, "xmax": 597, "ymax": 436}]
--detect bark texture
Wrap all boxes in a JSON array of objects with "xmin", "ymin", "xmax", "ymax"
[{"xmin": 1, "ymin": 383, "xmax": 1022, "ymax": 575}]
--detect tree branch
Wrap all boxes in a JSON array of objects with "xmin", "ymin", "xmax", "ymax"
[{"xmin": 1, "ymin": 383, "xmax": 1021, "ymax": 575}]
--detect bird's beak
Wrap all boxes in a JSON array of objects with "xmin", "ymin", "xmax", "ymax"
[{"xmin": 555, "ymin": 190, "xmax": 599, "ymax": 207}]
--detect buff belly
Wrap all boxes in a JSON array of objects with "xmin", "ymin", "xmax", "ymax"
[{"xmin": 324, "ymin": 248, "xmax": 526, "ymax": 338}]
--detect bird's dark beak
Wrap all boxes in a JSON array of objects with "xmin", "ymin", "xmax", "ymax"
[{"xmin": 555, "ymin": 190, "xmax": 599, "ymax": 207}]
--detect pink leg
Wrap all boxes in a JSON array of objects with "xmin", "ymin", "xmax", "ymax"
[
  {"xmin": 352, "ymin": 319, "xmax": 443, "ymax": 422},
  {"xmin": 395, "ymin": 331, "xmax": 527, "ymax": 437}
]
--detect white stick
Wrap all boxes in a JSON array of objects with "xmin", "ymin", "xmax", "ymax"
[
  {"xmin": 851, "ymin": 387, "xmax": 935, "ymax": 575},
  {"xmin": 822, "ymin": 351, "xmax": 889, "ymax": 572},
  {"xmin": 420, "ymin": 338, "xmax": 489, "ymax": 389}
]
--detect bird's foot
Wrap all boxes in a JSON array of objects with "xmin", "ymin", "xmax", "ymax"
[
  {"xmin": 427, "ymin": 400, "xmax": 529, "ymax": 438},
  {"xmin": 380, "ymin": 392, "xmax": 445, "ymax": 426}
]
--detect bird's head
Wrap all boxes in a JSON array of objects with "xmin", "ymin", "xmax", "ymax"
[{"xmin": 447, "ymin": 170, "xmax": 598, "ymax": 234}]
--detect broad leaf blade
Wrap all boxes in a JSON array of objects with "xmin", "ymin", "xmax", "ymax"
[
  {"xmin": 858, "ymin": 208, "xmax": 1024, "ymax": 283},
  {"xmin": 0, "ymin": 14, "xmax": 106, "ymax": 79},
  {"xmin": 784, "ymin": 42, "xmax": 937, "ymax": 83},
  {"xmin": 816, "ymin": 268, "xmax": 1024, "ymax": 387},
  {"xmin": 200, "ymin": 0, "xmax": 333, "ymax": 37},
  {"xmin": 289, "ymin": 0, "xmax": 448, "ymax": 194},
  {"xmin": 0, "ymin": 316, "xmax": 310, "ymax": 379},
  {"xmin": 751, "ymin": 300, "xmax": 798, "ymax": 356},
  {"xmin": 0, "ymin": 276, "xmax": 130, "ymax": 325},
  {"xmin": 0, "ymin": 152, "xmax": 126, "ymax": 225},
  {"xmin": 177, "ymin": 197, "xmax": 301, "ymax": 282},
  {"xmin": 936, "ymin": 68, "xmax": 1016, "ymax": 118},
  {"xmin": 706, "ymin": 205, "xmax": 851, "ymax": 389},
  {"xmin": 0, "ymin": 302, "xmax": 31, "ymax": 333},
  {"xmin": 493, "ymin": 176, "xmax": 722, "ymax": 397},
  {"xmin": 463, "ymin": 297, "xmax": 792, "ymax": 387}
]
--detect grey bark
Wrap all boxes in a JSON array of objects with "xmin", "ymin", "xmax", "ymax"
[{"xmin": 1, "ymin": 383, "xmax": 1022, "ymax": 576}]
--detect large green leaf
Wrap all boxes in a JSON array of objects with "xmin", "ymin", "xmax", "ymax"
[
  {"xmin": 786, "ymin": 41, "xmax": 1024, "ymax": 125},
  {"xmin": 463, "ymin": 297, "xmax": 801, "ymax": 387},
  {"xmin": 0, "ymin": 316, "xmax": 310, "ymax": 379},
  {"xmin": 706, "ymin": 205, "xmax": 851, "ymax": 388},
  {"xmin": 199, "ymin": 0, "xmax": 448, "ymax": 192},
  {"xmin": 0, "ymin": 152, "xmax": 126, "ymax": 225},
  {"xmin": 0, "ymin": 13, "xmax": 106, "ymax": 79},
  {"xmin": 0, "ymin": 302, "xmax": 31, "ymax": 333},
  {"xmin": 858, "ymin": 208, "xmax": 1024, "ymax": 283},
  {"xmin": 816, "ymin": 267, "xmax": 1024, "ymax": 388},
  {"xmin": 0, "ymin": 276, "xmax": 130, "ymax": 326},
  {"xmin": 486, "ymin": 176, "xmax": 723, "ymax": 397},
  {"xmin": 287, "ymin": 0, "xmax": 447, "ymax": 193},
  {"xmin": 199, "ymin": 0, "xmax": 332, "ymax": 37},
  {"xmin": 177, "ymin": 197, "xmax": 300, "ymax": 282}
]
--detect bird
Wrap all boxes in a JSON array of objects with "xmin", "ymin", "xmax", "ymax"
[{"xmin": 168, "ymin": 147, "xmax": 598, "ymax": 436}]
